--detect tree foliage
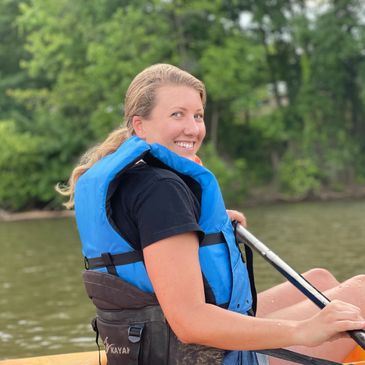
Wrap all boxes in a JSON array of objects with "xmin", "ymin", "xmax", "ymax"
[{"xmin": 2, "ymin": 0, "xmax": 365, "ymax": 210}]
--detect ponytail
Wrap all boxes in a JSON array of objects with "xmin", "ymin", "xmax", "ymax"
[{"xmin": 56, "ymin": 127, "xmax": 130, "ymax": 209}]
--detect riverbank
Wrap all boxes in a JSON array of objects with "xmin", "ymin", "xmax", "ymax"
[
  {"xmin": 0, "ymin": 209, "xmax": 74, "ymax": 222},
  {"xmin": 2, "ymin": 185, "xmax": 365, "ymax": 221},
  {"xmin": 243, "ymin": 184, "xmax": 365, "ymax": 207}
]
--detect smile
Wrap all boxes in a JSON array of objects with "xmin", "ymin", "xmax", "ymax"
[{"xmin": 175, "ymin": 141, "xmax": 195, "ymax": 149}]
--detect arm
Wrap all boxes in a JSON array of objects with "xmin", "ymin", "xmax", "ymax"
[{"xmin": 143, "ymin": 232, "xmax": 365, "ymax": 351}]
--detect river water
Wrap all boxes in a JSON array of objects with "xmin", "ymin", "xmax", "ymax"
[{"xmin": 0, "ymin": 200, "xmax": 364, "ymax": 359}]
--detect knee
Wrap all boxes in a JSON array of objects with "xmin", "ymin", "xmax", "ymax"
[
  {"xmin": 336, "ymin": 274, "xmax": 365, "ymax": 307},
  {"xmin": 344, "ymin": 274, "xmax": 365, "ymax": 287},
  {"xmin": 303, "ymin": 268, "xmax": 336, "ymax": 281},
  {"xmin": 303, "ymin": 268, "xmax": 339, "ymax": 288}
]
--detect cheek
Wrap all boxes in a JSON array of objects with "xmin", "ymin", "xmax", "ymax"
[{"xmin": 199, "ymin": 124, "xmax": 206, "ymax": 140}]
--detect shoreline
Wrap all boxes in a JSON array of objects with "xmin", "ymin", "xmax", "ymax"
[
  {"xmin": 2, "ymin": 189, "xmax": 365, "ymax": 222},
  {"xmin": 0, "ymin": 209, "xmax": 75, "ymax": 222},
  {"xmin": 243, "ymin": 184, "xmax": 365, "ymax": 207}
]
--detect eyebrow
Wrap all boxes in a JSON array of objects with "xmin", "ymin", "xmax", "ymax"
[{"xmin": 168, "ymin": 106, "xmax": 204, "ymax": 112}]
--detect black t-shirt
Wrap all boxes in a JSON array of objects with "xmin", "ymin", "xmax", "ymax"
[{"xmin": 110, "ymin": 162, "xmax": 204, "ymax": 250}]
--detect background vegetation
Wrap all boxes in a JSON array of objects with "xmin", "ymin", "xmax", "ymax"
[{"xmin": 1, "ymin": 0, "xmax": 365, "ymax": 210}]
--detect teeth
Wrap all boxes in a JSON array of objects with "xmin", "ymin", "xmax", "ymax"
[{"xmin": 175, "ymin": 141, "xmax": 194, "ymax": 149}]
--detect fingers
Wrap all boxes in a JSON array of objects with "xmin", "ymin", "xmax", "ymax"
[
  {"xmin": 299, "ymin": 300, "xmax": 365, "ymax": 347},
  {"xmin": 226, "ymin": 209, "xmax": 247, "ymax": 227},
  {"xmin": 321, "ymin": 300, "xmax": 365, "ymax": 332},
  {"xmin": 326, "ymin": 299, "xmax": 363, "ymax": 319}
]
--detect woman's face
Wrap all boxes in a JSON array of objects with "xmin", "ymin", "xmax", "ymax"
[{"xmin": 133, "ymin": 85, "xmax": 206, "ymax": 161}]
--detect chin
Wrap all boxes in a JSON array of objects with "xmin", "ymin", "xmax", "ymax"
[
  {"xmin": 171, "ymin": 148, "xmax": 192, "ymax": 159},
  {"xmin": 183, "ymin": 154, "xmax": 196, "ymax": 161}
]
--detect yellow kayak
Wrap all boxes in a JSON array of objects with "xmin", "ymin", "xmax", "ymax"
[
  {"xmin": 0, "ymin": 346, "xmax": 364, "ymax": 365},
  {"xmin": 0, "ymin": 351, "xmax": 106, "ymax": 365}
]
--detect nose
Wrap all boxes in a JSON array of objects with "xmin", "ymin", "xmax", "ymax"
[{"xmin": 184, "ymin": 115, "xmax": 200, "ymax": 136}]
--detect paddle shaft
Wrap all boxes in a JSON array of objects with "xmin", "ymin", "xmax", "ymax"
[{"xmin": 235, "ymin": 224, "xmax": 365, "ymax": 350}]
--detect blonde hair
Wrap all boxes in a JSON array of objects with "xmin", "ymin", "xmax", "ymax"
[{"xmin": 57, "ymin": 63, "xmax": 206, "ymax": 208}]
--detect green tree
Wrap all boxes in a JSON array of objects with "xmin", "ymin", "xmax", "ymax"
[
  {"xmin": 0, "ymin": 0, "xmax": 32, "ymax": 119},
  {"xmin": 5, "ymin": 0, "xmax": 175, "ymax": 209},
  {"xmin": 3, "ymin": 0, "xmax": 365, "ymax": 209},
  {"xmin": 295, "ymin": 0, "xmax": 365, "ymax": 189},
  {"xmin": 0, "ymin": 121, "xmax": 44, "ymax": 209}
]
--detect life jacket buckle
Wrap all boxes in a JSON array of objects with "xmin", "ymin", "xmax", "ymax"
[{"xmin": 128, "ymin": 324, "xmax": 144, "ymax": 343}]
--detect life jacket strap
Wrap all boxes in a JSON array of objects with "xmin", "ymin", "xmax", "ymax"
[
  {"xmin": 232, "ymin": 221, "xmax": 258, "ymax": 315},
  {"xmin": 200, "ymin": 232, "xmax": 226, "ymax": 246},
  {"xmin": 84, "ymin": 250, "xmax": 144, "ymax": 275},
  {"xmin": 84, "ymin": 232, "xmax": 226, "ymax": 275},
  {"xmin": 244, "ymin": 243, "xmax": 257, "ymax": 315}
]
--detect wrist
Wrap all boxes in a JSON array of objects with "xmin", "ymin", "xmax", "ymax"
[
  {"xmin": 291, "ymin": 319, "xmax": 309, "ymax": 346},
  {"xmin": 264, "ymin": 319, "xmax": 305, "ymax": 348}
]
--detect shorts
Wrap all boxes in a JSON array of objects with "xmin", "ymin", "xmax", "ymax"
[
  {"xmin": 256, "ymin": 352, "xmax": 270, "ymax": 365},
  {"xmin": 223, "ymin": 350, "xmax": 269, "ymax": 365}
]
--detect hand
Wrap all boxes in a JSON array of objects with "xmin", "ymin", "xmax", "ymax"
[
  {"xmin": 296, "ymin": 300, "xmax": 365, "ymax": 347},
  {"xmin": 226, "ymin": 209, "xmax": 247, "ymax": 227}
]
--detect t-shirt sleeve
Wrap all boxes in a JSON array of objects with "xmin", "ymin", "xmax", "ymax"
[{"xmin": 133, "ymin": 177, "xmax": 203, "ymax": 248}]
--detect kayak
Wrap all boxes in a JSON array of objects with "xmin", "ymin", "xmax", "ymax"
[
  {"xmin": 0, "ymin": 346, "xmax": 364, "ymax": 365},
  {"xmin": 345, "ymin": 346, "xmax": 365, "ymax": 364},
  {"xmin": 0, "ymin": 351, "xmax": 106, "ymax": 365}
]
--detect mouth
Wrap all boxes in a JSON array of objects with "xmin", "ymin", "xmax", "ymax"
[{"xmin": 174, "ymin": 141, "xmax": 195, "ymax": 150}]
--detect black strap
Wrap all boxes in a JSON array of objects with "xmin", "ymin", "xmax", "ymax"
[
  {"xmin": 85, "ymin": 250, "xmax": 144, "ymax": 272},
  {"xmin": 85, "ymin": 232, "xmax": 225, "ymax": 274},
  {"xmin": 101, "ymin": 252, "xmax": 118, "ymax": 275},
  {"xmin": 257, "ymin": 348, "xmax": 341, "ymax": 365},
  {"xmin": 233, "ymin": 221, "xmax": 257, "ymax": 315},
  {"xmin": 244, "ymin": 243, "xmax": 257, "ymax": 315},
  {"xmin": 200, "ymin": 232, "xmax": 226, "ymax": 246}
]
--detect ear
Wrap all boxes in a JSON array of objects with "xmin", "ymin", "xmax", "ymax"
[{"xmin": 132, "ymin": 116, "xmax": 146, "ymax": 139}]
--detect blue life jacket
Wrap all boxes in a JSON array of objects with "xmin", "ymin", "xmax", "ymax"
[
  {"xmin": 74, "ymin": 136, "xmax": 252, "ymax": 314},
  {"xmin": 75, "ymin": 136, "xmax": 259, "ymax": 364}
]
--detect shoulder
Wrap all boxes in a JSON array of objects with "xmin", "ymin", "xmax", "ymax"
[
  {"xmin": 123, "ymin": 162, "xmax": 189, "ymax": 193},
  {"xmin": 112, "ymin": 162, "xmax": 203, "ymax": 248},
  {"xmin": 132, "ymin": 162, "xmax": 182, "ymax": 180},
  {"xmin": 112, "ymin": 162, "xmax": 197, "ymax": 213}
]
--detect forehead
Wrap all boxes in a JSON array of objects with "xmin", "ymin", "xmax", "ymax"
[{"xmin": 154, "ymin": 85, "xmax": 203, "ymax": 108}]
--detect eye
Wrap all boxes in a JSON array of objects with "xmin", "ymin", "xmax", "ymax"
[
  {"xmin": 171, "ymin": 111, "xmax": 183, "ymax": 118},
  {"xmin": 194, "ymin": 113, "xmax": 204, "ymax": 121}
]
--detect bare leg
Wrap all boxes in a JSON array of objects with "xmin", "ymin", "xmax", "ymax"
[
  {"xmin": 262, "ymin": 274, "xmax": 365, "ymax": 365},
  {"xmin": 257, "ymin": 268, "xmax": 340, "ymax": 317}
]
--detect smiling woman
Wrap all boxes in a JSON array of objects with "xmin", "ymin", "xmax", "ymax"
[{"xmin": 56, "ymin": 64, "xmax": 365, "ymax": 365}]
